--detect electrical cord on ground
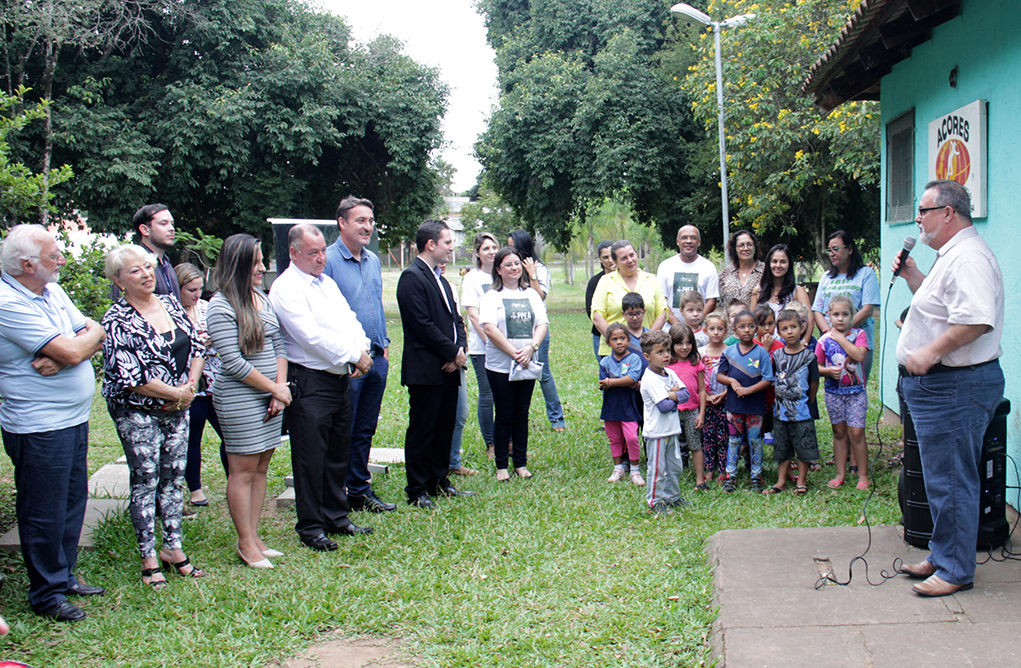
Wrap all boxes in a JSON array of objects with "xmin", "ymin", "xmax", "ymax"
[
  {"xmin": 814, "ymin": 282, "xmax": 900, "ymax": 590},
  {"xmin": 977, "ymin": 452, "xmax": 1021, "ymax": 564}
]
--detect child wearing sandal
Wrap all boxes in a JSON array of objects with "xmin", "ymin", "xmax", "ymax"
[
  {"xmin": 600, "ymin": 323, "xmax": 645, "ymax": 486},
  {"xmin": 717, "ymin": 310, "xmax": 774, "ymax": 493},
  {"xmin": 816, "ymin": 294, "xmax": 870, "ymax": 490},
  {"xmin": 765, "ymin": 309, "xmax": 820, "ymax": 495},
  {"xmin": 699, "ymin": 313, "xmax": 730, "ymax": 484},
  {"xmin": 667, "ymin": 324, "xmax": 708, "ymax": 490}
]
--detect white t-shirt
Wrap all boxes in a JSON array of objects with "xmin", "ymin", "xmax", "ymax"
[
  {"xmin": 640, "ymin": 367, "xmax": 682, "ymax": 439},
  {"xmin": 479, "ymin": 286, "xmax": 549, "ymax": 374},
  {"xmin": 460, "ymin": 267, "xmax": 493, "ymax": 355},
  {"xmin": 532, "ymin": 261, "xmax": 552, "ymax": 296},
  {"xmin": 656, "ymin": 254, "xmax": 720, "ymax": 320}
]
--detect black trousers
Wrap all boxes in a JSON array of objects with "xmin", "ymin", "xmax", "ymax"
[
  {"xmin": 487, "ymin": 370, "xmax": 535, "ymax": 470},
  {"xmin": 405, "ymin": 372, "xmax": 460, "ymax": 500},
  {"xmin": 285, "ymin": 365, "xmax": 352, "ymax": 539}
]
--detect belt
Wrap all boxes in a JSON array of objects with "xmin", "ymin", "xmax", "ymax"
[
  {"xmin": 293, "ymin": 362, "xmax": 348, "ymax": 378},
  {"xmin": 898, "ymin": 359, "xmax": 997, "ymax": 378}
]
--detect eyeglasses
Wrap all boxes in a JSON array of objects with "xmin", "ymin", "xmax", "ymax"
[
  {"xmin": 30, "ymin": 252, "xmax": 64, "ymax": 261},
  {"xmin": 624, "ymin": 311, "xmax": 645, "ymax": 319},
  {"xmin": 917, "ymin": 205, "xmax": 950, "ymax": 217},
  {"xmin": 735, "ymin": 242, "xmax": 755, "ymax": 249},
  {"xmin": 826, "ymin": 245, "xmax": 848, "ymax": 255}
]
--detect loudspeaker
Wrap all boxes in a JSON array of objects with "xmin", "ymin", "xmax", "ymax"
[{"xmin": 898, "ymin": 398, "xmax": 1010, "ymax": 550}]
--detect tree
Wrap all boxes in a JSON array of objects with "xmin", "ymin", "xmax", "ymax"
[
  {"xmin": 6, "ymin": 0, "xmax": 447, "ymax": 244},
  {"xmin": 0, "ymin": 87, "xmax": 71, "ymax": 226},
  {"xmin": 476, "ymin": 0, "xmax": 703, "ymax": 251},
  {"xmin": 679, "ymin": 0, "xmax": 880, "ymax": 263}
]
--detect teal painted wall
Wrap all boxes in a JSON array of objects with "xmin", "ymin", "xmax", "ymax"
[{"xmin": 878, "ymin": 0, "xmax": 1021, "ymax": 509}]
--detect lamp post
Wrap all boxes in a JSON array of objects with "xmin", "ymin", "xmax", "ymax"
[{"xmin": 670, "ymin": 4, "xmax": 754, "ymax": 262}]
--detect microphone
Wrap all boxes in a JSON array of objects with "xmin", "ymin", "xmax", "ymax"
[{"xmin": 890, "ymin": 235, "xmax": 916, "ymax": 286}]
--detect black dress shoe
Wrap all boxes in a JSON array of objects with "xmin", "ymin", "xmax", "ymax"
[
  {"xmin": 436, "ymin": 485, "xmax": 478, "ymax": 498},
  {"xmin": 351, "ymin": 490, "xmax": 397, "ymax": 513},
  {"xmin": 300, "ymin": 533, "xmax": 338, "ymax": 552},
  {"xmin": 35, "ymin": 600, "xmax": 86, "ymax": 622},
  {"xmin": 408, "ymin": 495, "xmax": 436, "ymax": 509},
  {"xmin": 326, "ymin": 522, "xmax": 374, "ymax": 536},
  {"xmin": 67, "ymin": 583, "xmax": 106, "ymax": 597}
]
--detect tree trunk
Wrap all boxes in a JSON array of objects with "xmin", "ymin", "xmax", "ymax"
[
  {"xmin": 39, "ymin": 33, "xmax": 55, "ymax": 226},
  {"xmin": 586, "ymin": 230, "xmax": 594, "ymax": 279},
  {"xmin": 564, "ymin": 252, "xmax": 575, "ymax": 286}
]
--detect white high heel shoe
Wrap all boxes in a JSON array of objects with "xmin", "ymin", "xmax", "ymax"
[{"xmin": 237, "ymin": 545, "xmax": 274, "ymax": 569}]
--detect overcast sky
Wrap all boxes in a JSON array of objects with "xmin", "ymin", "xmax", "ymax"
[{"xmin": 316, "ymin": 0, "xmax": 499, "ymax": 193}]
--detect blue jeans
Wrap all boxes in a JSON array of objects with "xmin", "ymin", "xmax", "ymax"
[
  {"xmin": 537, "ymin": 331, "xmax": 565, "ymax": 428},
  {"xmin": 900, "ymin": 361, "xmax": 1003, "ymax": 585},
  {"xmin": 346, "ymin": 354, "xmax": 388, "ymax": 500},
  {"xmin": 449, "ymin": 368, "xmax": 469, "ymax": 469},
  {"xmin": 470, "ymin": 354, "xmax": 495, "ymax": 446},
  {"xmin": 3, "ymin": 423, "xmax": 89, "ymax": 610},
  {"xmin": 592, "ymin": 333, "xmax": 601, "ymax": 364}
]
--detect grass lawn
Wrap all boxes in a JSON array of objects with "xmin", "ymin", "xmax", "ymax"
[{"xmin": 0, "ymin": 268, "xmax": 904, "ymax": 667}]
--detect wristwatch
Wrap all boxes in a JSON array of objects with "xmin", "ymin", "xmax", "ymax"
[
  {"xmin": 530, "ymin": 275, "xmax": 538, "ymax": 280},
  {"xmin": 531, "ymin": 342, "xmax": 540, "ymax": 351}
]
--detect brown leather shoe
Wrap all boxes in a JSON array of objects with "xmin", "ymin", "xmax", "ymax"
[
  {"xmin": 899, "ymin": 560, "xmax": 937, "ymax": 579},
  {"xmin": 450, "ymin": 466, "xmax": 479, "ymax": 476},
  {"xmin": 912, "ymin": 575, "xmax": 974, "ymax": 597}
]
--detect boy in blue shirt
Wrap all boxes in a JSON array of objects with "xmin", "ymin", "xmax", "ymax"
[
  {"xmin": 717, "ymin": 310, "xmax": 774, "ymax": 493},
  {"xmin": 765, "ymin": 309, "xmax": 819, "ymax": 495}
]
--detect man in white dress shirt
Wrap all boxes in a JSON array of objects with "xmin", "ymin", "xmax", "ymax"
[{"xmin": 269, "ymin": 224, "xmax": 373, "ymax": 551}]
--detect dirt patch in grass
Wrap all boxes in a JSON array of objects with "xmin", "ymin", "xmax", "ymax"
[{"xmin": 275, "ymin": 634, "xmax": 418, "ymax": 668}]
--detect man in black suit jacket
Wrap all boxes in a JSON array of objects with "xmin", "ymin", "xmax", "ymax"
[{"xmin": 396, "ymin": 220, "xmax": 478, "ymax": 507}]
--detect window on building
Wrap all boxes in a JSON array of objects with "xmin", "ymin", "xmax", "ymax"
[{"xmin": 886, "ymin": 110, "xmax": 914, "ymax": 223}]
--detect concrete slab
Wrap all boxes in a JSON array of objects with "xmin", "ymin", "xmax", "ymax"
[
  {"xmin": 709, "ymin": 523, "xmax": 1021, "ymax": 667},
  {"xmin": 276, "ymin": 486, "xmax": 295, "ymax": 509},
  {"xmin": 370, "ymin": 447, "xmax": 404, "ymax": 464},
  {"xmin": 88, "ymin": 462, "xmax": 131, "ymax": 498},
  {"xmin": 0, "ymin": 498, "xmax": 127, "ymax": 553}
]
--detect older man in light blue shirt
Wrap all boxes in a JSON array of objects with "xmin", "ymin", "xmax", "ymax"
[
  {"xmin": 324, "ymin": 196, "xmax": 396, "ymax": 513},
  {"xmin": 0, "ymin": 225, "xmax": 106, "ymax": 622}
]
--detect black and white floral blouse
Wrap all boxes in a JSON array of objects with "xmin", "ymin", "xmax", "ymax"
[{"xmin": 101, "ymin": 294, "xmax": 205, "ymax": 411}]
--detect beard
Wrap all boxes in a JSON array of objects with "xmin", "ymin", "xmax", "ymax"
[
  {"xmin": 918, "ymin": 226, "xmax": 937, "ymax": 247},
  {"xmin": 38, "ymin": 266, "xmax": 59, "ymax": 284}
]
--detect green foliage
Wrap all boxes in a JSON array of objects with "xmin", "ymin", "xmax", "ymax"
[
  {"xmin": 55, "ymin": 229, "xmax": 113, "ymax": 324},
  {"xmin": 680, "ymin": 0, "xmax": 880, "ymax": 262},
  {"xmin": 459, "ymin": 180, "xmax": 522, "ymax": 245},
  {"xmin": 476, "ymin": 0, "xmax": 701, "ymax": 251},
  {"xmin": 0, "ymin": 87, "xmax": 73, "ymax": 226},
  {"xmin": 7, "ymin": 0, "xmax": 447, "ymax": 244},
  {"xmin": 175, "ymin": 229, "xmax": 224, "ymax": 275}
]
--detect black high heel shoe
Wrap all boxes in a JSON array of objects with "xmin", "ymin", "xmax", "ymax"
[
  {"xmin": 141, "ymin": 567, "xmax": 167, "ymax": 589},
  {"xmin": 159, "ymin": 552, "xmax": 205, "ymax": 578}
]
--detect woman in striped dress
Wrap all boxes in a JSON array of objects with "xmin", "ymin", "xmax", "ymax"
[{"xmin": 206, "ymin": 234, "xmax": 291, "ymax": 569}]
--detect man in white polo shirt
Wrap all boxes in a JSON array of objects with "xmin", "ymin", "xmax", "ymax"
[{"xmin": 0, "ymin": 225, "xmax": 106, "ymax": 622}]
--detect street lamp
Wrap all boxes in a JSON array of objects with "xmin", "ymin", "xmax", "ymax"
[{"xmin": 671, "ymin": 3, "xmax": 754, "ymax": 262}]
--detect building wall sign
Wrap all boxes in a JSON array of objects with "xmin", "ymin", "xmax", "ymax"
[{"xmin": 928, "ymin": 99, "xmax": 987, "ymax": 217}]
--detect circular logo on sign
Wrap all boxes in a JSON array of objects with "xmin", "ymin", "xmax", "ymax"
[{"xmin": 934, "ymin": 138, "xmax": 971, "ymax": 185}]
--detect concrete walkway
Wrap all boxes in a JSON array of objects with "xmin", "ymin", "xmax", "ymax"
[{"xmin": 708, "ymin": 524, "xmax": 1021, "ymax": 667}]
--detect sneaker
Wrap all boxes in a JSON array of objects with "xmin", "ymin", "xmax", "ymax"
[
  {"xmin": 750, "ymin": 477, "xmax": 765, "ymax": 493},
  {"xmin": 764, "ymin": 432, "xmax": 774, "ymax": 445},
  {"xmin": 695, "ymin": 482, "xmax": 710, "ymax": 492},
  {"xmin": 650, "ymin": 502, "xmax": 675, "ymax": 515},
  {"xmin": 668, "ymin": 496, "xmax": 691, "ymax": 508},
  {"xmin": 723, "ymin": 479, "xmax": 736, "ymax": 493},
  {"xmin": 630, "ymin": 471, "xmax": 646, "ymax": 486},
  {"xmin": 607, "ymin": 469, "xmax": 625, "ymax": 483}
]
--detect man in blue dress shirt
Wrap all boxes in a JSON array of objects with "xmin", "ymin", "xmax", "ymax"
[{"xmin": 324, "ymin": 196, "xmax": 397, "ymax": 513}]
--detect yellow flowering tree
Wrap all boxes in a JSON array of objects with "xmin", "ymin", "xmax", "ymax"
[{"xmin": 681, "ymin": 0, "xmax": 880, "ymax": 263}]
